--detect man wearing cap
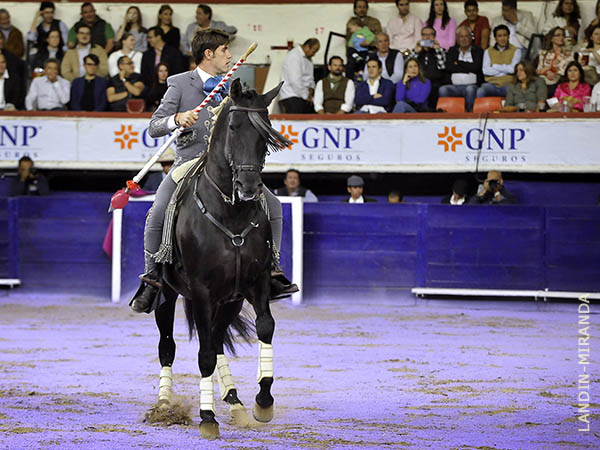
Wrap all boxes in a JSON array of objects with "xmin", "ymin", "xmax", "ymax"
[
  {"xmin": 344, "ymin": 175, "xmax": 377, "ymax": 203},
  {"xmin": 143, "ymin": 147, "xmax": 175, "ymax": 192},
  {"xmin": 442, "ymin": 179, "xmax": 470, "ymax": 205}
]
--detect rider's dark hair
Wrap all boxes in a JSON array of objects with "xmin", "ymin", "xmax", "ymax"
[{"xmin": 192, "ymin": 28, "xmax": 230, "ymax": 64}]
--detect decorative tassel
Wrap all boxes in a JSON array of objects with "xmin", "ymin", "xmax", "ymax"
[{"xmin": 153, "ymin": 200, "xmax": 177, "ymax": 264}]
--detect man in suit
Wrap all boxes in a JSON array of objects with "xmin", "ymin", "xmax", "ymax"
[
  {"xmin": 131, "ymin": 28, "xmax": 297, "ymax": 313},
  {"xmin": 143, "ymin": 147, "xmax": 175, "ymax": 192},
  {"xmin": 70, "ymin": 53, "xmax": 107, "ymax": 111},
  {"xmin": 438, "ymin": 26, "xmax": 484, "ymax": 112},
  {"xmin": 344, "ymin": 175, "xmax": 377, "ymax": 203},
  {"xmin": 141, "ymin": 26, "xmax": 182, "ymax": 89},
  {"xmin": 355, "ymin": 58, "xmax": 395, "ymax": 113},
  {"xmin": 0, "ymin": 52, "xmax": 23, "ymax": 110},
  {"xmin": 61, "ymin": 23, "xmax": 108, "ymax": 82}
]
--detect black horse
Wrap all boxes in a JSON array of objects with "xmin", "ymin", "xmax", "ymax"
[{"xmin": 152, "ymin": 79, "xmax": 290, "ymax": 439}]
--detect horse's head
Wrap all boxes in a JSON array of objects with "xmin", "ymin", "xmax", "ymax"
[{"xmin": 220, "ymin": 78, "xmax": 290, "ymax": 202}]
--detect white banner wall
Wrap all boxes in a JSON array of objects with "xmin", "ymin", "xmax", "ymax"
[{"xmin": 1, "ymin": 116, "xmax": 599, "ymax": 172}]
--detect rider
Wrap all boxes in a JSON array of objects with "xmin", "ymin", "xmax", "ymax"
[{"xmin": 130, "ymin": 29, "xmax": 298, "ymax": 313}]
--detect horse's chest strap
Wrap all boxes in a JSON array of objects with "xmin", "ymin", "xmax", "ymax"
[{"xmin": 193, "ymin": 187, "xmax": 260, "ymax": 299}]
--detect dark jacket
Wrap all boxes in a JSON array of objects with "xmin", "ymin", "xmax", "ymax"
[
  {"xmin": 355, "ymin": 77, "xmax": 395, "ymax": 112},
  {"xmin": 9, "ymin": 174, "xmax": 50, "ymax": 196},
  {"xmin": 70, "ymin": 75, "xmax": 108, "ymax": 111},
  {"xmin": 1, "ymin": 49, "xmax": 25, "ymax": 106},
  {"xmin": 3, "ymin": 71, "xmax": 25, "ymax": 110},
  {"xmin": 468, "ymin": 186, "xmax": 516, "ymax": 204},
  {"xmin": 32, "ymin": 47, "xmax": 65, "ymax": 70},
  {"xmin": 343, "ymin": 197, "xmax": 377, "ymax": 203},
  {"xmin": 445, "ymin": 44, "xmax": 484, "ymax": 86},
  {"xmin": 141, "ymin": 45, "xmax": 182, "ymax": 88}
]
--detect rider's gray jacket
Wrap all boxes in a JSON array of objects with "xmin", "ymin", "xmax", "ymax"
[{"xmin": 149, "ymin": 69, "xmax": 221, "ymax": 168}]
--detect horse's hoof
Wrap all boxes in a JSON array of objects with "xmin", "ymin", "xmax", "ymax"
[
  {"xmin": 229, "ymin": 403, "xmax": 250, "ymax": 427},
  {"xmin": 157, "ymin": 398, "xmax": 171, "ymax": 410},
  {"xmin": 200, "ymin": 421, "xmax": 220, "ymax": 439},
  {"xmin": 253, "ymin": 403, "xmax": 274, "ymax": 422}
]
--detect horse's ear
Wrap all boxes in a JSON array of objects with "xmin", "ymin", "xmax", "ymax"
[
  {"xmin": 230, "ymin": 78, "xmax": 243, "ymax": 102},
  {"xmin": 262, "ymin": 81, "xmax": 284, "ymax": 107}
]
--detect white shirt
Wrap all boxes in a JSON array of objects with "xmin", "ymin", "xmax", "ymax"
[
  {"xmin": 167, "ymin": 67, "xmax": 214, "ymax": 130},
  {"xmin": 591, "ymin": 83, "xmax": 600, "ymax": 109},
  {"xmin": 279, "ymin": 45, "xmax": 315, "ymax": 101},
  {"xmin": 0, "ymin": 70, "xmax": 7, "ymax": 109},
  {"xmin": 451, "ymin": 48, "xmax": 477, "ymax": 85},
  {"xmin": 450, "ymin": 195, "xmax": 466, "ymax": 205},
  {"xmin": 348, "ymin": 195, "xmax": 364, "ymax": 203},
  {"xmin": 313, "ymin": 76, "xmax": 355, "ymax": 113},
  {"xmin": 362, "ymin": 51, "xmax": 404, "ymax": 85},
  {"xmin": 108, "ymin": 49, "xmax": 143, "ymax": 77},
  {"xmin": 77, "ymin": 44, "xmax": 92, "ymax": 76},
  {"xmin": 482, "ymin": 45, "xmax": 522, "ymax": 77},
  {"xmin": 359, "ymin": 77, "xmax": 387, "ymax": 114},
  {"xmin": 25, "ymin": 75, "xmax": 70, "ymax": 110}
]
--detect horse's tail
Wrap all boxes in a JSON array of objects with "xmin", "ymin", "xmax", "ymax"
[{"xmin": 183, "ymin": 298, "xmax": 254, "ymax": 356}]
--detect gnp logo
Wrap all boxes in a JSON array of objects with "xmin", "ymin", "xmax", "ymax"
[
  {"xmin": 278, "ymin": 124, "xmax": 361, "ymax": 149},
  {"xmin": 437, "ymin": 126, "xmax": 527, "ymax": 151},
  {"xmin": 114, "ymin": 124, "xmax": 139, "ymax": 150},
  {"xmin": 0, "ymin": 125, "xmax": 39, "ymax": 147}
]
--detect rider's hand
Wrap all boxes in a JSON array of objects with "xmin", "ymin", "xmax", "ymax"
[{"xmin": 176, "ymin": 110, "xmax": 199, "ymax": 128}]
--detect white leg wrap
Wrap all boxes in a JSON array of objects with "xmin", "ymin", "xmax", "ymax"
[
  {"xmin": 257, "ymin": 341, "xmax": 273, "ymax": 383},
  {"xmin": 200, "ymin": 375, "xmax": 215, "ymax": 413},
  {"xmin": 216, "ymin": 354, "xmax": 235, "ymax": 400},
  {"xmin": 158, "ymin": 366, "xmax": 172, "ymax": 403}
]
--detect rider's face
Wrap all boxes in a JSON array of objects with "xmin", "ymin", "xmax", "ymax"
[{"xmin": 207, "ymin": 44, "xmax": 231, "ymax": 75}]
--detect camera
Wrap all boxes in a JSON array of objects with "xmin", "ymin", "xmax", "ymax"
[
  {"xmin": 420, "ymin": 39, "xmax": 434, "ymax": 48},
  {"xmin": 487, "ymin": 179, "xmax": 499, "ymax": 191}
]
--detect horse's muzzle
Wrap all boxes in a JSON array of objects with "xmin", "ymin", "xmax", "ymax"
[{"xmin": 234, "ymin": 179, "xmax": 263, "ymax": 202}]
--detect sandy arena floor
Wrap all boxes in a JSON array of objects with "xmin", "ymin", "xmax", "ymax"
[{"xmin": 0, "ymin": 291, "xmax": 598, "ymax": 450}]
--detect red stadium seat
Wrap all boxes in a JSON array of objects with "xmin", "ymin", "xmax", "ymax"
[
  {"xmin": 473, "ymin": 97, "xmax": 503, "ymax": 113},
  {"xmin": 127, "ymin": 99, "xmax": 145, "ymax": 113},
  {"xmin": 436, "ymin": 97, "xmax": 465, "ymax": 113}
]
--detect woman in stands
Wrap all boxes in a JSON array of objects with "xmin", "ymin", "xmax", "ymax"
[
  {"xmin": 578, "ymin": 25, "xmax": 600, "ymax": 85},
  {"xmin": 541, "ymin": 0, "xmax": 581, "ymax": 50},
  {"xmin": 156, "ymin": 4, "xmax": 181, "ymax": 51},
  {"xmin": 500, "ymin": 60, "xmax": 547, "ymax": 112},
  {"xmin": 31, "ymin": 29, "xmax": 64, "ymax": 70},
  {"xmin": 583, "ymin": 0, "xmax": 600, "ymax": 44},
  {"xmin": 145, "ymin": 62, "xmax": 168, "ymax": 111},
  {"xmin": 425, "ymin": 0, "xmax": 457, "ymax": 50},
  {"xmin": 536, "ymin": 27, "xmax": 574, "ymax": 97},
  {"xmin": 392, "ymin": 58, "xmax": 431, "ymax": 112},
  {"xmin": 551, "ymin": 60, "xmax": 591, "ymax": 111},
  {"xmin": 115, "ymin": 6, "xmax": 147, "ymax": 53},
  {"xmin": 108, "ymin": 32, "xmax": 142, "ymax": 77}
]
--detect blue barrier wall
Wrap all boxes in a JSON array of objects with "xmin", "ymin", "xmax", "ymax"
[{"xmin": 0, "ymin": 198, "xmax": 18, "ymax": 279}]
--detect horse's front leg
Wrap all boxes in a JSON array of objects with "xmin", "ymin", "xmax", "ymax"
[
  {"xmin": 249, "ymin": 272, "xmax": 275, "ymax": 422},
  {"xmin": 154, "ymin": 287, "xmax": 178, "ymax": 407},
  {"xmin": 189, "ymin": 293, "xmax": 219, "ymax": 439}
]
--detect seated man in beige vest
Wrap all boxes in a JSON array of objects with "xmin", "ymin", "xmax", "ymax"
[
  {"xmin": 476, "ymin": 24, "xmax": 521, "ymax": 98},
  {"xmin": 313, "ymin": 55, "xmax": 355, "ymax": 114}
]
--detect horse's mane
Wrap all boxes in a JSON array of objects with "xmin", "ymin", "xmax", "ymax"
[{"xmin": 206, "ymin": 96, "xmax": 232, "ymax": 151}]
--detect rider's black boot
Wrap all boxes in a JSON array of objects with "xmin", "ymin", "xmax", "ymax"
[
  {"xmin": 130, "ymin": 252, "xmax": 162, "ymax": 313},
  {"xmin": 269, "ymin": 270, "xmax": 299, "ymax": 301}
]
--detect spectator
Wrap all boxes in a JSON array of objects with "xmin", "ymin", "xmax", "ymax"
[
  {"xmin": 143, "ymin": 148, "xmax": 174, "ymax": 192},
  {"xmin": 25, "ymin": 58, "xmax": 70, "ymax": 110},
  {"xmin": 500, "ymin": 60, "xmax": 547, "ymax": 112},
  {"xmin": 27, "ymin": 2, "xmax": 68, "ymax": 54},
  {"xmin": 68, "ymin": 2, "xmax": 115, "ymax": 54},
  {"xmin": 106, "ymin": 55, "xmax": 144, "ymax": 112},
  {"xmin": 145, "ymin": 62, "xmax": 169, "ymax": 111},
  {"xmin": 355, "ymin": 58, "xmax": 395, "ymax": 113},
  {"xmin": 578, "ymin": 25, "xmax": 600, "ymax": 86},
  {"xmin": 490, "ymin": 0, "xmax": 537, "ymax": 50},
  {"xmin": 439, "ymin": 26, "xmax": 484, "ymax": 112},
  {"xmin": 407, "ymin": 26, "xmax": 447, "ymax": 110},
  {"xmin": 393, "ymin": 58, "xmax": 431, "ymax": 112},
  {"xmin": 31, "ymin": 29, "xmax": 64, "ymax": 71},
  {"xmin": 442, "ymin": 179, "xmax": 470, "ymax": 205},
  {"xmin": 476, "ymin": 25, "xmax": 521, "ymax": 99},
  {"xmin": 540, "ymin": 0, "xmax": 581, "ymax": 49},
  {"xmin": 9, "ymin": 157, "xmax": 50, "ymax": 197},
  {"xmin": 590, "ymin": 78, "xmax": 600, "ymax": 108},
  {"xmin": 551, "ymin": 60, "xmax": 590, "ymax": 111},
  {"xmin": 279, "ymin": 38, "xmax": 320, "ymax": 114},
  {"xmin": 344, "ymin": 175, "xmax": 376, "ymax": 203},
  {"xmin": 0, "ymin": 34, "xmax": 25, "ymax": 95},
  {"xmin": 141, "ymin": 26, "xmax": 182, "ymax": 89},
  {"xmin": 115, "ymin": 6, "xmax": 147, "ymax": 53},
  {"xmin": 0, "ymin": 9, "xmax": 24, "ymax": 58},
  {"xmin": 459, "ymin": 0, "xmax": 490, "ymax": 49},
  {"xmin": 61, "ymin": 23, "xmax": 108, "ymax": 82},
  {"xmin": 70, "ymin": 53, "xmax": 108, "ymax": 111},
  {"xmin": 345, "ymin": 0, "xmax": 382, "ymax": 44},
  {"xmin": 109, "ymin": 33, "xmax": 142, "ymax": 77},
  {"xmin": 386, "ymin": 0, "xmax": 424, "ymax": 52},
  {"xmin": 274, "ymin": 169, "xmax": 318, "ymax": 202},
  {"xmin": 387, "ymin": 190, "xmax": 404, "ymax": 203},
  {"xmin": 362, "ymin": 32, "xmax": 404, "ymax": 85},
  {"xmin": 0, "ymin": 53, "xmax": 23, "ymax": 110},
  {"xmin": 536, "ymin": 26, "xmax": 574, "ymax": 97},
  {"xmin": 425, "ymin": 0, "xmax": 457, "ymax": 50},
  {"xmin": 314, "ymin": 56, "xmax": 355, "ymax": 114},
  {"xmin": 182, "ymin": 4, "xmax": 237, "ymax": 55},
  {"xmin": 469, "ymin": 170, "xmax": 515, "ymax": 204},
  {"xmin": 347, "ymin": 17, "xmax": 374, "ymax": 79},
  {"xmin": 583, "ymin": 0, "xmax": 600, "ymax": 44},
  {"xmin": 156, "ymin": 4, "xmax": 181, "ymax": 51}
]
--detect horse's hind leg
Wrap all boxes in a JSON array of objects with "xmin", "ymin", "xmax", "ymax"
[
  {"xmin": 213, "ymin": 300, "xmax": 250, "ymax": 427},
  {"xmin": 154, "ymin": 288, "xmax": 177, "ymax": 407},
  {"xmin": 250, "ymin": 276, "xmax": 275, "ymax": 423}
]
